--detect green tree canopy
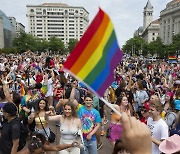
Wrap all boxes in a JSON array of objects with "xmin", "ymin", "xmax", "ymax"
[
  {"xmin": 49, "ymin": 36, "xmax": 65, "ymax": 53},
  {"xmin": 147, "ymin": 37, "xmax": 165, "ymax": 58},
  {"xmin": 13, "ymin": 32, "xmax": 36, "ymax": 52},
  {"xmin": 67, "ymin": 39, "xmax": 78, "ymax": 53},
  {"xmin": 172, "ymin": 33, "xmax": 180, "ymax": 52},
  {"xmin": 122, "ymin": 36, "xmax": 145, "ymax": 55}
]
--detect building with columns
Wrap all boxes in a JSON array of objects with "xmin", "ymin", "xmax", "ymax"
[
  {"xmin": 26, "ymin": 3, "xmax": 89, "ymax": 45},
  {"xmin": 160, "ymin": 0, "xmax": 180, "ymax": 45},
  {"xmin": 0, "ymin": 16, "xmax": 4, "ymax": 48}
]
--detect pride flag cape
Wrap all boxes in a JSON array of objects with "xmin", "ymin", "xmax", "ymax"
[
  {"xmin": 64, "ymin": 8, "xmax": 123, "ymax": 98},
  {"xmin": 20, "ymin": 83, "xmax": 25, "ymax": 96}
]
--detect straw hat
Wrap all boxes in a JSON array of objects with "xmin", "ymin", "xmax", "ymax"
[{"xmin": 159, "ymin": 134, "xmax": 180, "ymax": 154}]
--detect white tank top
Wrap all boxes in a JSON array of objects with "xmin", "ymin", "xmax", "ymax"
[{"xmin": 60, "ymin": 121, "xmax": 79, "ymax": 140}]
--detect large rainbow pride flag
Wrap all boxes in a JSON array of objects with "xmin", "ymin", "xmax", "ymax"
[{"xmin": 64, "ymin": 8, "xmax": 123, "ymax": 97}]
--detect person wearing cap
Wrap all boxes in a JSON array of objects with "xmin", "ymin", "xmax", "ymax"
[
  {"xmin": 159, "ymin": 134, "xmax": 180, "ymax": 154},
  {"xmin": 147, "ymin": 99, "xmax": 169, "ymax": 154},
  {"xmin": 140, "ymin": 102, "xmax": 150, "ymax": 124},
  {"xmin": 0, "ymin": 102, "xmax": 22, "ymax": 154}
]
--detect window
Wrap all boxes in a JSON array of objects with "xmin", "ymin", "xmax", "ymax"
[
  {"xmin": 36, "ymin": 12, "xmax": 42, "ymax": 15},
  {"xmin": 43, "ymin": 9, "xmax": 46, "ymax": 15}
]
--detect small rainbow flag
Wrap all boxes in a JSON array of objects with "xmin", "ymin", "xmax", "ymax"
[
  {"xmin": 168, "ymin": 55, "xmax": 177, "ymax": 60},
  {"xmin": 20, "ymin": 83, "xmax": 25, "ymax": 96},
  {"xmin": 64, "ymin": 8, "xmax": 123, "ymax": 97}
]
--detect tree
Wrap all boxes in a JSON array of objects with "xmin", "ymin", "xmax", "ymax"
[
  {"xmin": 35, "ymin": 38, "xmax": 49, "ymax": 53},
  {"xmin": 172, "ymin": 33, "xmax": 180, "ymax": 53},
  {"xmin": 67, "ymin": 39, "xmax": 78, "ymax": 53},
  {"xmin": 13, "ymin": 33, "xmax": 36, "ymax": 52},
  {"xmin": 48, "ymin": 36, "xmax": 65, "ymax": 53},
  {"xmin": 147, "ymin": 37, "xmax": 165, "ymax": 58},
  {"xmin": 122, "ymin": 36, "xmax": 145, "ymax": 56}
]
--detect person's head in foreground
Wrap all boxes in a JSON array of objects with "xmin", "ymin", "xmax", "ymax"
[{"xmin": 28, "ymin": 133, "xmax": 46, "ymax": 154}]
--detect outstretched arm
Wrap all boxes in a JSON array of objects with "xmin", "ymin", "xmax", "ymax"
[
  {"xmin": 43, "ymin": 142, "xmax": 79, "ymax": 151},
  {"xmin": 1, "ymin": 75, "xmax": 13, "ymax": 102},
  {"xmin": 45, "ymin": 114, "xmax": 61, "ymax": 122}
]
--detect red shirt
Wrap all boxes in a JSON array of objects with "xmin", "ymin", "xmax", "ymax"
[
  {"xmin": 54, "ymin": 87, "xmax": 64, "ymax": 100},
  {"xmin": 140, "ymin": 117, "xmax": 147, "ymax": 124},
  {"xmin": 50, "ymin": 60, "xmax": 55, "ymax": 68},
  {"xmin": 36, "ymin": 74, "xmax": 43, "ymax": 83}
]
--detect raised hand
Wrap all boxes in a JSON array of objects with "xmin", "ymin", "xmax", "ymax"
[{"xmin": 121, "ymin": 112, "xmax": 152, "ymax": 154}]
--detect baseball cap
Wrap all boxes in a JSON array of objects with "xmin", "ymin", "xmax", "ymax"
[
  {"xmin": 3, "ymin": 102, "xmax": 17, "ymax": 116},
  {"xmin": 143, "ymin": 102, "xmax": 150, "ymax": 111}
]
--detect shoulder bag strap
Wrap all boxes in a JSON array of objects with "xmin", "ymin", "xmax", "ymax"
[{"xmin": 37, "ymin": 114, "xmax": 49, "ymax": 139}]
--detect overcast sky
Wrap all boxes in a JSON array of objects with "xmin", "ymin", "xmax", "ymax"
[{"xmin": 0, "ymin": 0, "xmax": 170, "ymax": 47}]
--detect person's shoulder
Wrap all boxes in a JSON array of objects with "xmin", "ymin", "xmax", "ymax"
[
  {"xmin": 91, "ymin": 108, "xmax": 100, "ymax": 114},
  {"xmin": 147, "ymin": 117, "xmax": 153, "ymax": 123},
  {"xmin": 74, "ymin": 117, "xmax": 81, "ymax": 123},
  {"xmin": 76, "ymin": 104, "xmax": 84, "ymax": 112},
  {"xmin": 159, "ymin": 118, "xmax": 168, "ymax": 127}
]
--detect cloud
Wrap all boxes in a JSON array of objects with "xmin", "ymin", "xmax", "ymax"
[{"xmin": 0, "ymin": 0, "xmax": 170, "ymax": 46}]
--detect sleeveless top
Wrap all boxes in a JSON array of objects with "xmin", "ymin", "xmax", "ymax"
[
  {"xmin": 60, "ymin": 120, "xmax": 79, "ymax": 140},
  {"xmin": 35, "ymin": 116, "xmax": 48, "ymax": 125}
]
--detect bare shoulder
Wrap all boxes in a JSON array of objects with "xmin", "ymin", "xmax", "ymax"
[{"xmin": 111, "ymin": 104, "xmax": 119, "ymax": 110}]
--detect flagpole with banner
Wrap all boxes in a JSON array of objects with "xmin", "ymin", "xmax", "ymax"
[{"xmin": 63, "ymin": 8, "xmax": 123, "ymax": 116}]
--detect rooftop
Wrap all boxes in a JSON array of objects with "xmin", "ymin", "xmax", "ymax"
[
  {"xmin": 151, "ymin": 19, "xmax": 160, "ymax": 24},
  {"xmin": 41, "ymin": 3, "xmax": 69, "ymax": 7}
]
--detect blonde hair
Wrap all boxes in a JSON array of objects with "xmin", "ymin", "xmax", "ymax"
[{"xmin": 150, "ymin": 99, "xmax": 164, "ymax": 113}]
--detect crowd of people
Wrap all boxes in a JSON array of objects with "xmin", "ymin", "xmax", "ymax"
[{"xmin": 0, "ymin": 51, "xmax": 180, "ymax": 154}]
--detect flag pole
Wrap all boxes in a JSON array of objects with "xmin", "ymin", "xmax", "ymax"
[{"xmin": 99, "ymin": 97, "xmax": 121, "ymax": 116}]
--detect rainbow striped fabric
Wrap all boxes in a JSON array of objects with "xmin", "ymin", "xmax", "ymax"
[{"xmin": 64, "ymin": 8, "xmax": 123, "ymax": 97}]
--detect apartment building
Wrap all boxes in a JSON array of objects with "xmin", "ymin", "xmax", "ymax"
[{"xmin": 26, "ymin": 3, "xmax": 89, "ymax": 45}]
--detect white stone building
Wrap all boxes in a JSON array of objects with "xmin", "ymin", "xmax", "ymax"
[
  {"xmin": 0, "ymin": 16, "xmax": 4, "ymax": 48},
  {"xmin": 143, "ymin": 0, "xmax": 153, "ymax": 31},
  {"xmin": 26, "ymin": 3, "xmax": 89, "ymax": 45},
  {"xmin": 160, "ymin": 0, "xmax": 180, "ymax": 45},
  {"xmin": 142, "ymin": 19, "xmax": 160, "ymax": 43},
  {"xmin": 141, "ymin": 0, "xmax": 160, "ymax": 43}
]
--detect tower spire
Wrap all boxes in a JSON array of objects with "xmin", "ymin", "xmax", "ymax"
[
  {"xmin": 144, "ymin": 0, "xmax": 153, "ymax": 9},
  {"xmin": 143, "ymin": 0, "xmax": 153, "ymax": 30}
]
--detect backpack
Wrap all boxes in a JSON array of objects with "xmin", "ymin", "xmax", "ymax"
[
  {"xmin": 9, "ymin": 118, "xmax": 29, "ymax": 151},
  {"xmin": 165, "ymin": 112, "xmax": 177, "ymax": 129}
]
